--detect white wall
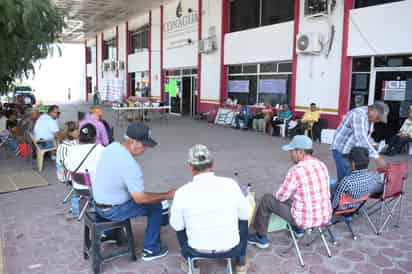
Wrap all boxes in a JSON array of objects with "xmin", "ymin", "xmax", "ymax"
[
  {"xmin": 163, "ymin": 0, "xmax": 198, "ymax": 69},
  {"xmin": 151, "ymin": 8, "xmax": 162, "ymax": 99},
  {"xmin": 295, "ymin": 0, "xmax": 345, "ymax": 114},
  {"xmin": 224, "ymin": 22, "xmax": 294, "ymax": 65},
  {"xmin": 25, "ymin": 43, "xmax": 85, "ymax": 103},
  {"xmin": 348, "ymin": 1, "xmax": 412, "ymax": 57},
  {"xmin": 128, "ymin": 51, "xmax": 149, "ymax": 72},
  {"xmin": 200, "ymin": 0, "xmax": 222, "ymax": 103}
]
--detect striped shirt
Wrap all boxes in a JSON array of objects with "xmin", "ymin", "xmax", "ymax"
[
  {"xmin": 331, "ymin": 107, "xmax": 378, "ymax": 159},
  {"xmin": 275, "ymin": 156, "xmax": 332, "ymax": 229},
  {"xmin": 56, "ymin": 139, "xmax": 78, "ymax": 182}
]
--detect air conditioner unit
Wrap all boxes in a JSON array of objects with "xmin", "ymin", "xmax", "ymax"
[
  {"xmin": 296, "ymin": 33, "xmax": 323, "ymax": 55},
  {"xmin": 117, "ymin": 61, "xmax": 125, "ymax": 70},
  {"xmin": 110, "ymin": 61, "xmax": 116, "ymax": 71},
  {"xmin": 199, "ymin": 37, "xmax": 217, "ymax": 54}
]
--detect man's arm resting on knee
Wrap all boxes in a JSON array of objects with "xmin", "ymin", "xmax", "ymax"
[{"xmin": 131, "ymin": 190, "xmax": 175, "ymax": 204}]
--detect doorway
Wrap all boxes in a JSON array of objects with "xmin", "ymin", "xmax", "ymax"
[
  {"xmin": 165, "ymin": 68, "xmax": 198, "ymax": 116},
  {"xmin": 369, "ymin": 68, "xmax": 412, "ymax": 141}
]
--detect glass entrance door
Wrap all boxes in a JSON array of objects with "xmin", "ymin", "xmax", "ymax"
[{"xmin": 370, "ymin": 69, "xmax": 412, "ymax": 141}]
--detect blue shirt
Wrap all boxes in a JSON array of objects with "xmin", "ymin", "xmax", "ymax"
[{"xmin": 93, "ymin": 142, "xmax": 144, "ymax": 205}]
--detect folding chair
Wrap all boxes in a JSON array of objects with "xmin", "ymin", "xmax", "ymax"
[
  {"xmin": 286, "ymin": 224, "xmax": 332, "ymax": 267},
  {"xmin": 365, "ymin": 161, "xmax": 408, "ymax": 235},
  {"xmin": 72, "ymin": 171, "xmax": 94, "ymax": 221},
  {"xmin": 328, "ymin": 194, "xmax": 374, "ymax": 243}
]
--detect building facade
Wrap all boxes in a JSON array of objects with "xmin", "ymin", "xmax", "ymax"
[{"xmin": 84, "ymin": 0, "xmax": 412, "ymax": 128}]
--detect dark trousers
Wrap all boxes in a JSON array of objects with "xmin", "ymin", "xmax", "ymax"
[
  {"xmin": 235, "ymin": 114, "xmax": 251, "ymax": 129},
  {"xmin": 176, "ymin": 220, "xmax": 248, "ymax": 265},
  {"xmin": 96, "ymin": 200, "xmax": 162, "ymax": 253},
  {"xmin": 387, "ymin": 135, "xmax": 412, "ymax": 154},
  {"xmin": 253, "ymin": 194, "xmax": 298, "ymax": 237},
  {"xmin": 289, "ymin": 122, "xmax": 309, "ymax": 138}
]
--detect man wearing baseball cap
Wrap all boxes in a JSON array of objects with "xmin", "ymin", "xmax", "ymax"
[
  {"xmin": 332, "ymin": 101, "xmax": 389, "ymax": 181},
  {"xmin": 249, "ymin": 135, "xmax": 332, "ymax": 248},
  {"xmin": 93, "ymin": 122, "xmax": 176, "ymax": 261},
  {"xmin": 170, "ymin": 144, "xmax": 251, "ymax": 274}
]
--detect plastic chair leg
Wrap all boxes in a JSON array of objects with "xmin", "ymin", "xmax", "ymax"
[
  {"xmin": 37, "ymin": 150, "xmax": 44, "ymax": 172},
  {"xmin": 78, "ymin": 200, "xmax": 90, "ymax": 221},
  {"xmin": 226, "ymin": 258, "xmax": 233, "ymax": 274}
]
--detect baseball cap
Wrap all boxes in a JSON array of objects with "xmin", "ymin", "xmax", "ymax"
[
  {"xmin": 125, "ymin": 123, "xmax": 157, "ymax": 147},
  {"xmin": 372, "ymin": 101, "xmax": 389, "ymax": 123},
  {"xmin": 188, "ymin": 144, "xmax": 213, "ymax": 166},
  {"xmin": 282, "ymin": 135, "xmax": 313, "ymax": 151},
  {"xmin": 347, "ymin": 147, "xmax": 369, "ymax": 165}
]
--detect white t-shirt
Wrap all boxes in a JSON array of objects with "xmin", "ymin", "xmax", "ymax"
[
  {"xmin": 64, "ymin": 144, "xmax": 105, "ymax": 190},
  {"xmin": 33, "ymin": 114, "xmax": 59, "ymax": 141},
  {"xmin": 170, "ymin": 172, "xmax": 251, "ymax": 251}
]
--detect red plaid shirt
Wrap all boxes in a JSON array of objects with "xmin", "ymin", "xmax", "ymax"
[{"xmin": 275, "ymin": 155, "xmax": 332, "ymax": 229}]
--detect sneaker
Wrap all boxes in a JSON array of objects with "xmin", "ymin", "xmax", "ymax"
[
  {"xmin": 234, "ymin": 263, "xmax": 248, "ymax": 274},
  {"xmin": 141, "ymin": 246, "xmax": 168, "ymax": 262},
  {"xmin": 181, "ymin": 258, "xmax": 200, "ymax": 274},
  {"xmin": 294, "ymin": 231, "xmax": 305, "ymax": 239},
  {"xmin": 248, "ymin": 233, "xmax": 269, "ymax": 249}
]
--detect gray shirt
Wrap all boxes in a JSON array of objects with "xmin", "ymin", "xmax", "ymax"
[{"xmin": 93, "ymin": 142, "xmax": 144, "ymax": 205}]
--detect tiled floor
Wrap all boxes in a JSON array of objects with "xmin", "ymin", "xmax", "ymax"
[{"xmin": 1, "ymin": 104, "xmax": 411, "ymax": 274}]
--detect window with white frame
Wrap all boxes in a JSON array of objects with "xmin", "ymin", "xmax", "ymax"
[
  {"xmin": 103, "ymin": 38, "xmax": 116, "ymax": 61},
  {"xmin": 228, "ymin": 62, "xmax": 292, "ymax": 106},
  {"xmin": 230, "ymin": 0, "xmax": 294, "ymax": 32}
]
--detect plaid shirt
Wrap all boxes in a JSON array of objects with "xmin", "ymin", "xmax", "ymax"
[
  {"xmin": 332, "ymin": 169, "xmax": 383, "ymax": 209},
  {"xmin": 275, "ymin": 156, "xmax": 332, "ymax": 229},
  {"xmin": 331, "ymin": 107, "xmax": 378, "ymax": 159}
]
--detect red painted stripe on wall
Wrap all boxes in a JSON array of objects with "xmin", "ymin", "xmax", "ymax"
[
  {"xmin": 160, "ymin": 5, "xmax": 164, "ymax": 102},
  {"xmin": 197, "ymin": 0, "xmax": 202, "ymax": 112},
  {"xmin": 219, "ymin": 0, "xmax": 229, "ymax": 105},
  {"xmin": 116, "ymin": 25, "xmax": 119, "ymax": 78},
  {"xmin": 337, "ymin": 0, "xmax": 355, "ymax": 123},
  {"xmin": 126, "ymin": 21, "xmax": 130, "ymax": 98},
  {"xmin": 95, "ymin": 35, "xmax": 98, "ymax": 92},
  {"xmin": 149, "ymin": 11, "xmax": 152, "ymax": 91},
  {"xmin": 290, "ymin": 0, "xmax": 300, "ymax": 112},
  {"xmin": 85, "ymin": 40, "xmax": 88, "ymax": 101}
]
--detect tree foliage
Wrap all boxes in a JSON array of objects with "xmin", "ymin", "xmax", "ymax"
[{"xmin": 0, "ymin": 0, "xmax": 64, "ymax": 93}]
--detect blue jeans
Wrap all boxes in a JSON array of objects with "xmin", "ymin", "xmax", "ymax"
[
  {"xmin": 332, "ymin": 150, "xmax": 350, "ymax": 181},
  {"xmin": 6, "ymin": 139, "xmax": 18, "ymax": 152},
  {"xmin": 176, "ymin": 220, "xmax": 248, "ymax": 265},
  {"xmin": 235, "ymin": 114, "xmax": 251, "ymax": 129},
  {"xmin": 37, "ymin": 140, "xmax": 55, "ymax": 149},
  {"xmin": 96, "ymin": 200, "xmax": 162, "ymax": 253}
]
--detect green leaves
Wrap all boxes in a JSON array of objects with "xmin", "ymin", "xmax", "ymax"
[{"xmin": 0, "ymin": 0, "xmax": 64, "ymax": 93}]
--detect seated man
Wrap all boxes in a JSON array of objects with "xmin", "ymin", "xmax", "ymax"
[
  {"xmin": 248, "ymin": 135, "xmax": 332, "ymax": 248},
  {"xmin": 33, "ymin": 105, "xmax": 60, "ymax": 149},
  {"xmin": 170, "ymin": 144, "xmax": 251, "ymax": 274},
  {"xmin": 290, "ymin": 103, "xmax": 320, "ymax": 138},
  {"xmin": 331, "ymin": 147, "xmax": 383, "ymax": 210},
  {"xmin": 384, "ymin": 108, "xmax": 412, "ymax": 156},
  {"xmin": 79, "ymin": 107, "xmax": 109, "ymax": 146},
  {"xmin": 272, "ymin": 103, "xmax": 292, "ymax": 136},
  {"xmin": 93, "ymin": 123, "xmax": 176, "ymax": 261},
  {"xmin": 234, "ymin": 103, "xmax": 253, "ymax": 130}
]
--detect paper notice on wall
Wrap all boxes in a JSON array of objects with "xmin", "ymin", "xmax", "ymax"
[
  {"xmin": 382, "ymin": 80, "xmax": 406, "ymax": 101},
  {"xmin": 259, "ymin": 79, "xmax": 287, "ymax": 94},
  {"xmin": 228, "ymin": 80, "xmax": 249, "ymax": 93}
]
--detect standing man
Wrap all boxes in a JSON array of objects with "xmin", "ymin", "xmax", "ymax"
[
  {"xmin": 248, "ymin": 135, "xmax": 332, "ymax": 248},
  {"xmin": 170, "ymin": 145, "xmax": 251, "ymax": 274},
  {"xmin": 93, "ymin": 123, "xmax": 175, "ymax": 261},
  {"xmin": 331, "ymin": 101, "xmax": 388, "ymax": 181}
]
